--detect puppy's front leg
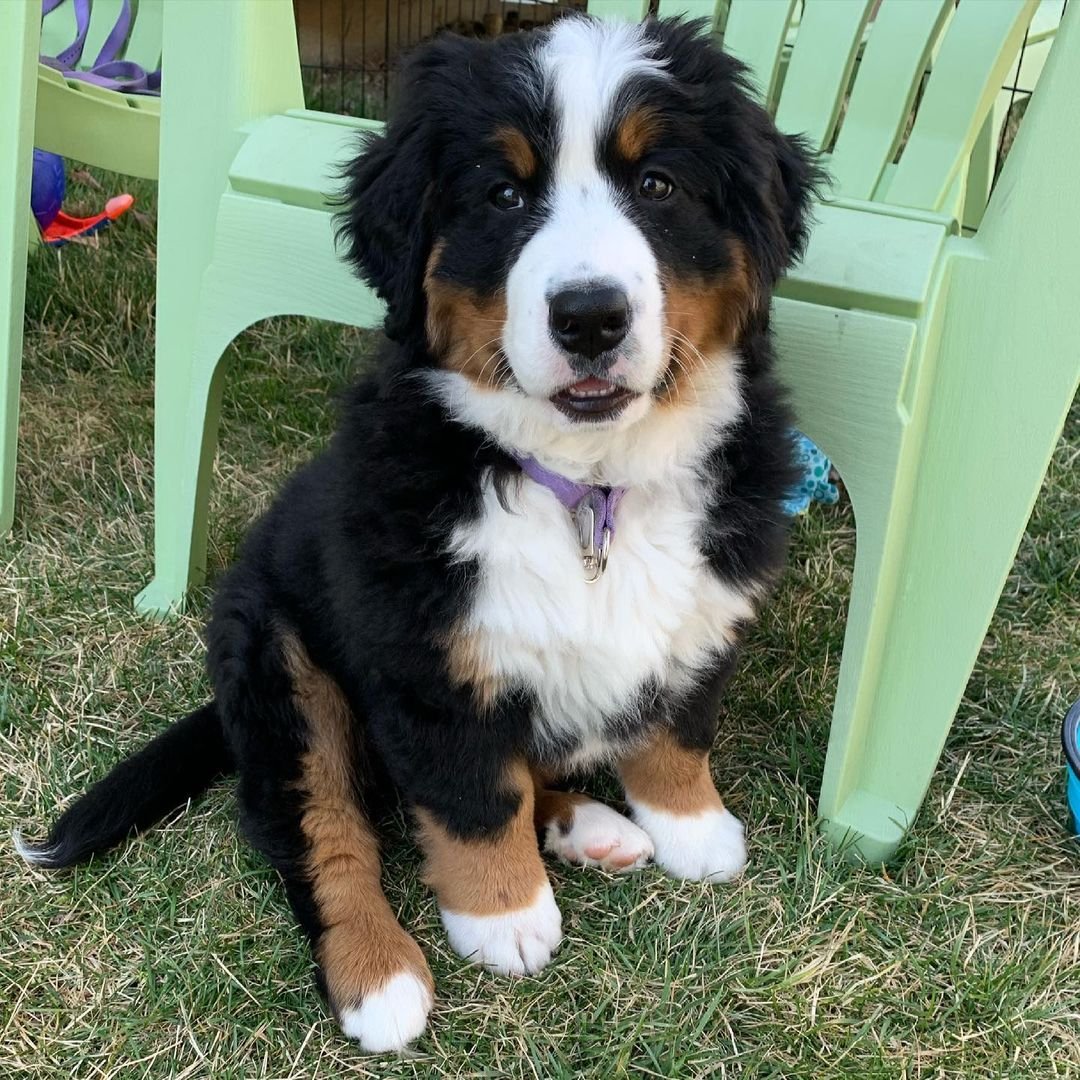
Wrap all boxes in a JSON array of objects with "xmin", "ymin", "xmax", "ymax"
[
  {"xmin": 619, "ymin": 728, "xmax": 747, "ymax": 884},
  {"xmin": 414, "ymin": 759, "xmax": 562, "ymax": 976}
]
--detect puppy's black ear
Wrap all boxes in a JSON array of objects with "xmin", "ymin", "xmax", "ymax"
[
  {"xmin": 337, "ymin": 48, "xmax": 447, "ymax": 342},
  {"xmin": 767, "ymin": 129, "xmax": 822, "ymax": 269}
]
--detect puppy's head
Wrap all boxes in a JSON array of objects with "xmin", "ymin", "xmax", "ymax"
[{"xmin": 340, "ymin": 16, "xmax": 818, "ymax": 436}]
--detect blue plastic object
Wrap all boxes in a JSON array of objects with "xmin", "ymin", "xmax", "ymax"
[
  {"xmin": 1063, "ymin": 700, "xmax": 1080, "ymax": 836},
  {"xmin": 30, "ymin": 148, "xmax": 65, "ymax": 231},
  {"xmin": 784, "ymin": 432, "xmax": 840, "ymax": 516},
  {"xmin": 28, "ymin": 147, "xmax": 134, "ymax": 246}
]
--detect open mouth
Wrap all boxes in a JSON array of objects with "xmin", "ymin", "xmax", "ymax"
[{"xmin": 550, "ymin": 377, "xmax": 639, "ymax": 422}]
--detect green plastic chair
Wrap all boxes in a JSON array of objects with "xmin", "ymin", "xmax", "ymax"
[
  {"xmin": 0, "ymin": 0, "xmax": 160, "ymax": 533},
  {"xmin": 591, "ymin": 0, "xmax": 1079, "ymax": 859},
  {"xmin": 5, "ymin": 0, "xmax": 1078, "ymax": 863}
]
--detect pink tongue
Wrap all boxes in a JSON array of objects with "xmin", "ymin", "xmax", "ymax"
[{"xmin": 569, "ymin": 377, "xmax": 614, "ymax": 393}]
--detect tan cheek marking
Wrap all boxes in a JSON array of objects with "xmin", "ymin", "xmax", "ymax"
[
  {"xmin": 415, "ymin": 761, "xmax": 547, "ymax": 916},
  {"xmin": 660, "ymin": 239, "xmax": 759, "ymax": 407},
  {"xmin": 618, "ymin": 729, "xmax": 724, "ymax": 816},
  {"xmin": 424, "ymin": 243, "xmax": 509, "ymax": 388},
  {"xmin": 443, "ymin": 625, "xmax": 506, "ymax": 712},
  {"xmin": 493, "ymin": 125, "xmax": 537, "ymax": 179},
  {"xmin": 282, "ymin": 634, "xmax": 433, "ymax": 1009},
  {"xmin": 616, "ymin": 105, "xmax": 664, "ymax": 161}
]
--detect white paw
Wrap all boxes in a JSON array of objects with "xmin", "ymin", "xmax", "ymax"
[
  {"xmin": 544, "ymin": 800, "xmax": 654, "ymax": 872},
  {"xmin": 628, "ymin": 803, "xmax": 747, "ymax": 883},
  {"xmin": 338, "ymin": 971, "xmax": 433, "ymax": 1053},
  {"xmin": 440, "ymin": 880, "xmax": 562, "ymax": 976}
]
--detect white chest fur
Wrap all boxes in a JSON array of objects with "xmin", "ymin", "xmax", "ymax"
[{"xmin": 448, "ymin": 469, "xmax": 756, "ymax": 763}]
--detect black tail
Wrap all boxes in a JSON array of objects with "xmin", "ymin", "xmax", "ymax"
[{"xmin": 15, "ymin": 702, "xmax": 234, "ymax": 869}]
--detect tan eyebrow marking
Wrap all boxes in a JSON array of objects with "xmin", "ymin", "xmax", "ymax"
[
  {"xmin": 615, "ymin": 105, "xmax": 665, "ymax": 162},
  {"xmin": 493, "ymin": 126, "xmax": 538, "ymax": 179}
]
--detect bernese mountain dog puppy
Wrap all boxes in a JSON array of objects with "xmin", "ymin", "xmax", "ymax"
[{"xmin": 18, "ymin": 15, "xmax": 818, "ymax": 1053}]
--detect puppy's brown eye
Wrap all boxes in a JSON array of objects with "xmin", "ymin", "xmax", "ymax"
[
  {"xmin": 490, "ymin": 183, "xmax": 525, "ymax": 211},
  {"xmin": 640, "ymin": 173, "xmax": 673, "ymax": 201}
]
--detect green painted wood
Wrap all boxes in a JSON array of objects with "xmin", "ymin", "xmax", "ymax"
[
  {"xmin": 33, "ymin": 0, "xmax": 163, "ymax": 179},
  {"xmin": 719, "ymin": 0, "xmax": 796, "ymax": 105},
  {"xmin": 773, "ymin": 0, "xmax": 874, "ymax": 150},
  {"xmin": 4, "ymin": 0, "xmax": 162, "ymax": 533},
  {"xmin": 38, "ymin": 0, "xmax": 78, "ymax": 60},
  {"xmin": 961, "ymin": 111, "xmax": 995, "ymax": 233},
  {"xmin": 774, "ymin": 301, "xmax": 917, "ymax": 511},
  {"xmin": 654, "ymin": 1, "xmax": 721, "ymax": 23},
  {"xmin": 585, "ymin": 1, "xmax": 650, "ymax": 20},
  {"xmin": 818, "ymin": 2, "xmax": 1080, "ymax": 860},
  {"xmin": 34, "ymin": 70, "xmax": 160, "ymax": 178},
  {"xmin": 0, "ymin": 0, "xmax": 39, "ymax": 534},
  {"xmin": 886, "ymin": 0, "xmax": 1038, "ymax": 211},
  {"xmin": 229, "ymin": 114, "xmax": 382, "ymax": 212},
  {"xmin": 778, "ymin": 203, "xmax": 947, "ymax": 318},
  {"xmin": 828, "ymin": 0, "xmax": 952, "ymax": 201},
  {"xmin": 83, "ymin": 0, "xmax": 128, "ymax": 66},
  {"xmin": 135, "ymin": 0, "xmax": 306, "ymax": 617},
  {"xmin": 125, "ymin": 0, "xmax": 164, "ymax": 69}
]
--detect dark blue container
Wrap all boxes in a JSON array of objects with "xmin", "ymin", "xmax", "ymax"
[{"xmin": 1064, "ymin": 700, "xmax": 1080, "ymax": 836}]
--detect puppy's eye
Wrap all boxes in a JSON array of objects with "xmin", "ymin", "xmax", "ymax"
[
  {"xmin": 639, "ymin": 173, "xmax": 673, "ymax": 201},
  {"xmin": 490, "ymin": 183, "xmax": 525, "ymax": 211}
]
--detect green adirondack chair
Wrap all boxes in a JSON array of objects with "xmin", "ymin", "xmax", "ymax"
[
  {"xmin": 4, "ymin": 0, "xmax": 1078, "ymax": 863},
  {"xmin": 1, "ymin": 0, "xmax": 160, "ymax": 534}
]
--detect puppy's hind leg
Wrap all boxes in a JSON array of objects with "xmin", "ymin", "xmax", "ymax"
[
  {"xmin": 534, "ymin": 783, "xmax": 653, "ymax": 873},
  {"xmin": 231, "ymin": 633, "xmax": 433, "ymax": 1053}
]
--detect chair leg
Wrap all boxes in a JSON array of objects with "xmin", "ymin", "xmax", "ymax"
[
  {"xmin": 0, "ymin": 2, "xmax": 39, "ymax": 534},
  {"xmin": 819, "ymin": 261, "xmax": 1077, "ymax": 860},
  {"xmin": 820, "ymin": 5, "xmax": 1080, "ymax": 861},
  {"xmin": 140, "ymin": 0, "xmax": 302, "ymax": 614},
  {"xmin": 133, "ymin": 328, "xmax": 231, "ymax": 619}
]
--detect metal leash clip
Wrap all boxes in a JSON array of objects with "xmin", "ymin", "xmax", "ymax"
[{"xmin": 575, "ymin": 499, "xmax": 610, "ymax": 583}]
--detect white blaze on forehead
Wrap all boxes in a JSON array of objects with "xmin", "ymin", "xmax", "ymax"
[
  {"xmin": 539, "ymin": 18, "xmax": 667, "ymax": 181},
  {"xmin": 498, "ymin": 18, "xmax": 670, "ymax": 404}
]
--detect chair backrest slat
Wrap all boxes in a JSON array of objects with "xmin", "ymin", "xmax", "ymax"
[
  {"xmin": 38, "ymin": 0, "xmax": 162, "ymax": 72},
  {"xmin": 720, "ymin": 0, "xmax": 797, "ymax": 105},
  {"xmin": 38, "ymin": 1, "xmax": 79, "ymax": 61},
  {"xmin": 586, "ymin": 1, "xmax": 650, "ymax": 22},
  {"xmin": 828, "ymin": 0, "xmax": 952, "ymax": 201},
  {"xmin": 125, "ymin": 0, "xmax": 164, "ymax": 70},
  {"xmin": 772, "ymin": 0, "xmax": 875, "ymax": 152},
  {"xmin": 886, "ymin": 0, "xmax": 1038, "ymax": 211},
  {"xmin": 655, "ymin": 0, "xmax": 722, "ymax": 23},
  {"xmin": 82, "ymin": 0, "xmax": 127, "ymax": 65}
]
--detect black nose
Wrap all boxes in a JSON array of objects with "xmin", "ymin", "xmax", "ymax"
[{"xmin": 548, "ymin": 285, "xmax": 630, "ymax": 360}]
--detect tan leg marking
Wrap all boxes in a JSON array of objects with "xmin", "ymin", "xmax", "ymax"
[
  {"xmin": 415, "ymin": 761, "xmax": 547, "ymax": 915},
  {"xmin": 417, "ymin": 763, "xmax": 562, "ymax": 975},
  {"xmin": 283, "ymin": 635, "xmax": 434, "ymax": 1012},
  {"xmin": 619, "ymin": 729, "xmax": 747, "ymax": 883},
  {"xmin": 533, "ymin": 786, "xmax": 592, "ymax": 836},
  {"xmin": 618, "ymin": 729, "xmax": 724, "ymax": 816}
]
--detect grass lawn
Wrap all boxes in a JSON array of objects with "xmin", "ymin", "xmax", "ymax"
[{"xmin": 2, "ymin": 172, "xmax": 1078, "ymax": 1079}]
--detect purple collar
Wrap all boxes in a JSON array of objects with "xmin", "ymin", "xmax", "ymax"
[{"xmin": 513, "ymin": 455, "xmax": 626, "ymax": 583}]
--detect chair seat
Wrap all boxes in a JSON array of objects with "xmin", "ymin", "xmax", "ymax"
[
  {"xmin": 230, "ymin": 110, "xmax": 950, "ymax": 322},
  {"xmin": 35, "ymin": 62, "xmax": 160, "ymax": 179}
]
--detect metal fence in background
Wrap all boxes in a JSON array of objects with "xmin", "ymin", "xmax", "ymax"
[{"xmin": 293, "ymin": 0, "xmax": 584, "ymax": 119}]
